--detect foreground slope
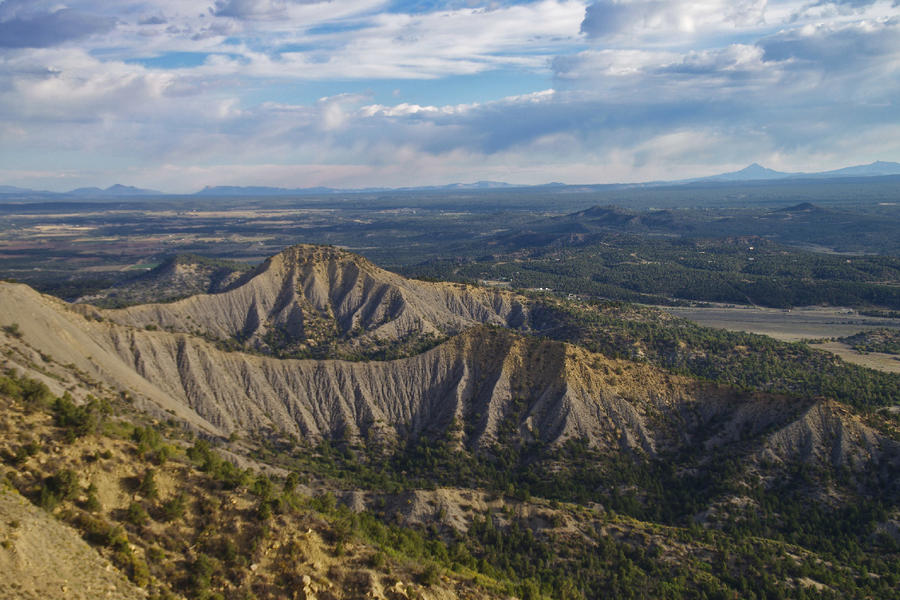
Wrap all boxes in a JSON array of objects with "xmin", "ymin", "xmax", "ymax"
[
  {"xmin": 0, "ymin": 376, "xmax": 509, "ymax": 600},
  {"xmin": 0, "ymin": 486, "xmax": 144, "ymax": 600}
]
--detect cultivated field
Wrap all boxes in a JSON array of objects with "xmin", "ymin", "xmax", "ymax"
[
  {"xmin": 663, "ymin": 305, "xmax": 900, "ymax": 341},
  {"xmin": 664, "ymin": 305, "xmax": 900, "ymax": 372},
  {"xmin": 807, "ymin": 341, "xmax": 900, "ymax": 374}
]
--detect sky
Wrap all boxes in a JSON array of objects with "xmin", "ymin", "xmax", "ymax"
[{"xmin": 0, "ymin": 0, "xmax": 898, "ymax": 192}]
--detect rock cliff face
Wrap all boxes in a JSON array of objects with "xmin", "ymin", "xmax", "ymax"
[
  {"xmin": 102, "ymin": 245, "xmax": 528, "ymax": 358},
  {"xmin": 1, "ymin": 246, "xmax": 897, "ymax": 477}
]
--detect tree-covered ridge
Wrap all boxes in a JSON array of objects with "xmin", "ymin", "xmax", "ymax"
[
  {"xmin": 840, "ymin": 329, "xmax": 900, "ymax": 355},
  {"xmin": 405, "ymin": 234, "xmax": 900, "ymax": 310},
  {"xmin": 77, "ymin": 254, "xmax": 252, "ymax": 308},
  {"xmin": 527, "ymin": 297, "xmax": 900, "ymax": 409}
]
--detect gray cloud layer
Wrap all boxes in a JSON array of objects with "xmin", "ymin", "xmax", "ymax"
[
  {"xmin": 0, "ymin": 1, "xmax": 898, "ymax": 190},
  {"xmin": 0, "ymin": 8, "xmax": 116, "ymax": 48}
]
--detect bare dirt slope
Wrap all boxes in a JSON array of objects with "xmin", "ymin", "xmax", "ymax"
[
  {"xmin": 0, "ymin": 283, "xmax": 225, "ymax": 436},
  {"xmin": 102, "ymin": 245, "xmax": 529, "ymax": 357},
  {"xmin": 3, "ymin": 276, "xmax": 896, "ymax": 477},
  {"xmin": 0, "ymin": 486, "xmax": 144, "ymax": 600},
  {"xmin": 1, "ymin": 279, "xmax": 685, "ymax": 450}
]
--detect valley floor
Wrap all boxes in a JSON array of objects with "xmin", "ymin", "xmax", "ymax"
[{"xmin": 661, "ymin": 305, "xmax": 900, "ymax": 342}]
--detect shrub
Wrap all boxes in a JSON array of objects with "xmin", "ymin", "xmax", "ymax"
[
  {"xmin": 189, "ymin": 553, "xmax": 217, "ymax": 594},
  {"xmin": 161, "ymin": 492, "xmax": 187, "ymax": 522},
  {"xmin": 73, "ymin": 512, "xmax": 119, "ymax": 546},
  {"xmin": 133, "ymin": 426, "xmax": 162, "ymax": 457},
  {"xmin": 138, "ymin": 469, "xmax": 158, "ymax": 500},
  {"xmin": 251, "ymin": 474, "xmax": 274, "ymax": 499},
  {"xmin": 283, "ymin": 471, "xmax": 300, "ymax": 494},
  {"xmin": 147, "ymin": 545, "xmax": 166, "ymax": 563},
  {"xmin": 126, "ymin": 501, "xmax": 150, "ymax": 526},
  {"xmin": 153, "ymin": 444, "xmax": 173, "ymax": 465},
  {"xmin": 256, "ymin": 500, "xmax": 272, "ymax": 521},
  {"xmin": 83, "ymin": 482, "xmax": 102, "ymax": 512},
  {"xmin": 53, "ymin": 394, "xmax": 102, "ymax": 440},
  {"xmin": 2, "ymin": 322, "xmax": 22, "ymax": 338},
  {"xmin": 419, "ymin": 563, "xmax": 442, "ymax": 587},
  {"xmin": 39, "ymin": 468, "xmax": 80, "ymax": 509},
  {"xmin": 188, "ymin": 440, "xmax": 251, "ymax": 489},
  {"xmin": 20, "ymin": 378, "xmax": 51, "ymax": 408}
]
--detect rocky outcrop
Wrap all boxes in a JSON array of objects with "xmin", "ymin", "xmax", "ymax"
[{"xmin": 760, "ymin": 400, "xmax": 886, "ymax": 469}]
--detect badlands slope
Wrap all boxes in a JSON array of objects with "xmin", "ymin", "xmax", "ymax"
[
  {"xmin": 101, "ymin": 245, "xmax": 529, "ymax": 358},
  {"xmin": 1, "ymin": 244, "xmax": 895, "ymax": 477}
]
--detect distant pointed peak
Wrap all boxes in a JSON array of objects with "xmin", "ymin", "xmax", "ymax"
[
  {"xmin": 692, "ymin": 162, "xmax": 790, "ymax": 182},
  {"xmin": 737, "ymin": 163, "xmax": 778, "ymax": 174}
]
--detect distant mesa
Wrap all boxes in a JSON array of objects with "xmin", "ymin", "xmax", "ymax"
[
  {"xmin": 194, "ymin": 181, "xmax": 517, "ymax": 196},
  {"xmin": 432, "ymin": 180, "xmax": 515, "ymax": 190},
  {"xmin": 67, "ymin": 184, "xmax": 162, "ymax": 197},
  {"xmin": 816, "ymin": 160, "xmax": 900, "ymax": 177},
  {"xmin": 682, "ymin": 160, "xmax": 900, "ymax": 185},
  {"xmin": 0, "ymin": 184, "xmax": 41, "ymax": 194},
  {"xmin": 567, "ymin": 205, "xmax": 680, "ymax": 231}
]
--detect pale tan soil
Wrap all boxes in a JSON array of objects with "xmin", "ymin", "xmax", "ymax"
[
  {"xmin": 809, "ymin": 341, "xmax": 900, "ymax": 374},
  {"xmin": 662, "ymin": 305, "xmax": 900, "ymax": 341},
  {"xmin": 0, "ymin": 486, "xmax": 144, "ymax": 600}
]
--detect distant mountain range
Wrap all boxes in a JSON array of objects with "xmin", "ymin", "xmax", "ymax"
[
  {"xmin": 683, "ymin": 160, "xmax": 900, "ymax": 183},
  {"xmin": 66, "ymin": 184, "xmax": 163, "ymax": 197},
  {"xmin": 194, "ymin": 180, "xmax": 518, "ymax": 196},
  {"xmin": 1, "ymin": 162, "xmax": 898, "ymax": 199},
  {"xmin": 0, "ymin": 183, "xmax": 163, "ymax": 198}
]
